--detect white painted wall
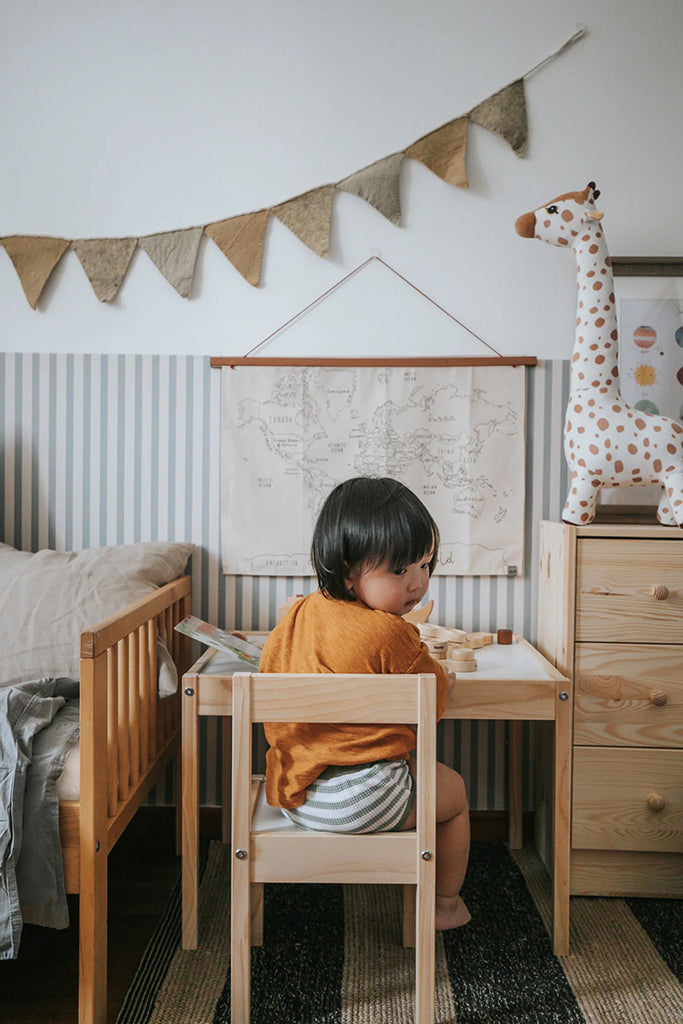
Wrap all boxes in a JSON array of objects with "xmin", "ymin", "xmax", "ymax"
[{"xmin": 2, "ymin": 0, "xmax": 682, "ymax": 358}]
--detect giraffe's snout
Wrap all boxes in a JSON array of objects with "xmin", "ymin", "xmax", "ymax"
[{"xmin": 515, "ymin": 211, "xmax": 536, "ymax": 238}]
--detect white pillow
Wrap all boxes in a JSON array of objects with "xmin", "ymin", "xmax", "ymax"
[{"xmin": 0, "ymin": 540, "xmax": 193, "ymax": 687}]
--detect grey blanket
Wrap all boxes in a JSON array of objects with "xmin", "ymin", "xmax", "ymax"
[{"xmin": 0, "ymin": 677, "xmax": 80, "ymax": 959}]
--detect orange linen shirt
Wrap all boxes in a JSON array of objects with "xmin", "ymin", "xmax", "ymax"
[{"xmin": 260, "ymin": 590, "xmax": 449, "ymax": 809}]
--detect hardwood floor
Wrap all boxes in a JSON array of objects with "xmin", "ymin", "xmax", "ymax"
[{"xmin": 2, "ymin": 808, "xmax": 180, "ymax": 1024}]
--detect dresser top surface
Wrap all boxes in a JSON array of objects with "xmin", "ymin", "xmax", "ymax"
[{"xmin": 543, "ymin": 521, "xmax": 683, "ymax": 541}]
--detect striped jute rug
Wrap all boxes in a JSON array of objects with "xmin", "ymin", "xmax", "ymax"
[{"xmin": 117, "ymin": 840, "xmax": 683, "ymax": 1024}]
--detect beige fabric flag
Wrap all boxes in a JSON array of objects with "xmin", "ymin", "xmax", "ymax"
[
  {"xmin": 204, "ymin": 210, "xmax": 270, "ymax": 287},
  {"xmin": 337, "ymin": 152, "xmax": 404, "ymax": 225},
  {"xmin": 138, "ymin": 226, "xmax": 203, "ymax": 298},
  {"xmin": 72, "ymin": 237, "xmax": 137, "ymax": 302},
  {"xmin": 1, "ymin": 235, "xmax": 70, "ymax": 308},
  {"xmin": 405, "ymin": 116, "xmax": 469, "ymax": 189},
  {"xmin": 469, "ymin": 79, "xmax": 528, "ymax": 156},
  {"xmin": 272, "ymin": 185, "xmax": 335, "ymax": 258}
]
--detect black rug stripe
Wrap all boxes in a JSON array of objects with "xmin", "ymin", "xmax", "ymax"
[
  {"xmin": 115, "ymin": 843, "xmax": 210, "ymax": 1024},
  {"xmin": 626, "ymin": 897, "xmax": 683, "ymax": 985},
  {"xmin": 213, "ymin": 882, "xmax": 345, "ymax": 1024},
  {"xmin": 442, "ymin": 842, "xmax": 586, "ymax": 1024},
  {"xmin": 115, "ymin": 877, "xmax": 182, "ymax": 1024}
]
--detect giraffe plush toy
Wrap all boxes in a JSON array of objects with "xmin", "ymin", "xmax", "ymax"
[{"xmin": 515, "ymin": 182, "xmax": 683, "ymax": 526}]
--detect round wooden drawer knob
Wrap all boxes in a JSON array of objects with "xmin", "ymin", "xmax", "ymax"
[
  {"xmin": 649, "ymin": 689, "xmax": 668, "ymax": 707},
  {"xmin": 649, "ymin": 584, "xmax": 669, "ymax": 601},
  {"xmin": 647, "ymin": 793, "xmax": 666, "ymax": 813}
]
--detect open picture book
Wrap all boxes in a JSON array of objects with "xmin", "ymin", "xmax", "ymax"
[{"xmin": 174, "ymin": 615, "xmax": 263, "ymax": 667}]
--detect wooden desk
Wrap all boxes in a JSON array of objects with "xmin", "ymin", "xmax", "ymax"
[{"xmin": 181, "ymin": 636, "xmax": 571, "ymax": 955}]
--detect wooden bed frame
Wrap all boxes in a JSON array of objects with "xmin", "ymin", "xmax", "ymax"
[{"xmin": 58, "ymin": 574, "xmax": 192, "ymax": 1024}]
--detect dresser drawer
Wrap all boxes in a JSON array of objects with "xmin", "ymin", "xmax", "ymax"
[
  {"xmin": 574, "ymin": 643, "xmax": 683, "ymax": 747},
  {"xmin": 575, "ymin": 539, "xmax": 683, "ymax": 642},
  {"xmin": 572, "ymin": 747, "xmax": 683, "ymax": 852}
]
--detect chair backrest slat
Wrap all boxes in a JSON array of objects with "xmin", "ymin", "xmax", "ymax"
[{"xmin": 234, "ymin": 671, "xmax": 432, "ymax": 724}]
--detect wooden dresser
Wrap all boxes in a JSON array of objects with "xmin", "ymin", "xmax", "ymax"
[{"xmin": 537, "ymin": 520, "xmax": 683, "ymax": 897}]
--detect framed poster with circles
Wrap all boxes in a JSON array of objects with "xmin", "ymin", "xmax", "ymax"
[
  {"xmin": 601, "ymin": 257, "xmax": 683, "ymax": 511},
  {"xmin": 613, "ymin": 257, "xmax": 683, "ymax": 422}
]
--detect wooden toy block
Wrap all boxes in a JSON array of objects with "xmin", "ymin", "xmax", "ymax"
[
  {"xmin": 403, "ymin": 599, "xmax": 434, "ymax": 624},
  {"xmin": 446, "ymin": 647, "xmax": 478, "ymax": 671},
  {"xmin": 462, "ymin": 632, "xmax": 495, "ymax": 649},
  {"xmin": 419, "ymin": 623, "xmax": 444, "ymax": 639},
  {"xmin": 444, "ymin": 656, "xmax": 477, "ymax": 672}
]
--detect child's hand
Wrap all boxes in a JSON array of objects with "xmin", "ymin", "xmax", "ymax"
[{"xmin": 448, "ymin": 670, "xmax": 456, "ymax": 693}]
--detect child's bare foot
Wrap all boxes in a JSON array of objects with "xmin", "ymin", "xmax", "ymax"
[{"xmin": 435, "ymin": 893, "xmax": 471, "ymax": 931}]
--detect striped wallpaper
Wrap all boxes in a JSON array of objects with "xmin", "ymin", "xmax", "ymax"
[{"xmin": 0, "ymin": 353, "xmax": 570, "ymax": 811}]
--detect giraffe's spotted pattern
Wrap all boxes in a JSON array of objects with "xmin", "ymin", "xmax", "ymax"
[{"xmin": 515, "ymin": 183, "xmax": 683, "ymax": 527}]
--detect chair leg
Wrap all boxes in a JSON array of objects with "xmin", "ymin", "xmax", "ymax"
[
  {"xmin": 402, "ymin": 884, "xmax": 416, "ymax": 947},
  {"xmin": 231, "ymin": 854, "xmax": 251, "ymax": 1023},
  {"xmin": 415, "ymin": 880, "xmax": 435, "ymax": 1024},
  {"xmin": 221, "ymin": 718, "xmax": 232, "ymax": 845},
  {"xmin": 251, "ymin": 882, "xmax": 264, "ymax": 946}
]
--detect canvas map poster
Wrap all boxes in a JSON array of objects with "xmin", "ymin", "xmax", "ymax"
[{"xmin": 221, "ymin": 364, "xmax": 526, "ymax": 576}]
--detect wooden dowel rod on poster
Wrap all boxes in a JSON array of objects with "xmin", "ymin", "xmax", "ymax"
[{"xmin": 210, "ymin": 356, "xmax": 537, "ymax": 368}]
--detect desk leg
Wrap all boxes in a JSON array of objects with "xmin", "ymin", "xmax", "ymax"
[
  {"xmin": 552, "ymin": 688, "xmax": 571, "ymax": 956},
  {"xmin": 508, "ymin": 721, "xmax": 523, "ymax": 849},
  {"xmin": 222, "ymin": 718, "xmax": 232, "ymax": 845},
  {"xmin": 182, "ymin": 682, "xmax": 199, "ymax": 949}
]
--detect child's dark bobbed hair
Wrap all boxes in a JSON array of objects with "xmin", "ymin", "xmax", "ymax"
[{"xmin": 311, "ymin": 476, "xmax": 439, "ymax": 600}]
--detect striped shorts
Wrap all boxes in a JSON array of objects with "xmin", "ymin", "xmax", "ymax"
[{"xmin": 281, "ymin": 759, "xmax": 415, "ymax": 834}]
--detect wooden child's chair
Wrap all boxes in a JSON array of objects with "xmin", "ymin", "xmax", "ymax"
[{"xmin": 231, "ymin": 671, "xmax": 437, "ymax": 1024}]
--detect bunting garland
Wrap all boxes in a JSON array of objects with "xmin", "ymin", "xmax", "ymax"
[
  {"xmin": 405, "ymin": 115, "xmax": 469, "ymax": 190},
  {"xmin": 0, "ymin": 28, "xmax": 585, "ymax": 308},
  {"xmin": 72, "ymin": 237, "xmax": 136, "ymax": 301},
  {"xmin": 337, "ymin": 153, "xmax": 405, "ymax": 226},
  {"xmin": 205, "ymin": 210, "xmax": 271, "ymax": 287},
  {"xmin": 272, "ymin": 184, "xmax": 336, "ymax": 259},
  {"xmin": 2, "ymin": 235, "xmax": 70, "ymax": 308},
  {"xmin": 138, "ymin": 226, "xmax": 204, "ymax": 297},
  {"xmin": 469, "ymin": 79, "xmax": 528, "ymax": 157}
]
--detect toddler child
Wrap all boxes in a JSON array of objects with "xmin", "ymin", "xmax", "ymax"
[{"xmin": 261, "ymin": 475, "xmax": 471, "ymax": 930}]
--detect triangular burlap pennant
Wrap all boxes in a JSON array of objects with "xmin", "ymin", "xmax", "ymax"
[
  {"xmin": 1, "ymin": 235, "xmax": 70, "ymax": 308},
  {"xmin": 72, "ymin": 237, "xmax": 137, "ymax": 302},
  {"xmin": 138, "ymin": 226, "xmax": 203, "ymax": 298},
  {"xmin": 204, "ymin": 210, "xmax": 270, "ymax": 287},
  {"xmin": 337, "ymin": 153, "xmax": 404, "ymax": 225},
  {"xmin": 469, "ymin": 79, "xmax": 528, "ymax": 156},
  {"xmin": 272, "ymin": 185, "xmax": 335, "ymax": 258},
  {"xmin": 405, "ymin": 116, "xmax": 469, "ymax": 189}
]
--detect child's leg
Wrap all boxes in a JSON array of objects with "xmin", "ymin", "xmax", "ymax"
[{"xmin": 401, "ymin": 757, "xmax": 471, "ymax": 930}]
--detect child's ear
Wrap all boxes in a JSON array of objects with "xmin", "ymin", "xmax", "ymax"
[{"xmin": 343, "ymin": 562, "xmax": 356, "ymax": 596}]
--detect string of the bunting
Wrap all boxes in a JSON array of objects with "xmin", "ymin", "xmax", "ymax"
[{"xmin": 0, "ymin": 27, "xmax": 586, "ymax": 309}]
